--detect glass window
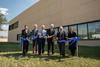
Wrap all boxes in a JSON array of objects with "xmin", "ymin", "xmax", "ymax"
[
  {"xmin": 54, "ymin": 27, "xmax": 59, "ymax": 35},
  {"xmin": 9, "ymin": 25, "xmax": 12, "ymax": 30},
  {"xmin": 63, "ymin": 26, "xmax": 68, "ymax": 36},
  {"xmin": 9, "ymin": 21, "xmax": 19, "ymax": 31},
  {"xmin": 14, "ymin": 21, "xmax": 19, "ymax": 28},
  {"xmin": 69, "ymin": 25, "xmax": 77, "ymax": 34},
  {"xmin": 88, "ymin": 22, "xmax": 100, "ymax": 39},
  {"xmin": 78, "ymin": 24, "xmax": 88, "ymax": 39},
  {"xmin": 17, "ymin": 34, "xmax": 21, "ymax": 41}
]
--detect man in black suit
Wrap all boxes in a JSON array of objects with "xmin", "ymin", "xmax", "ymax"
[
  {"xmin": 56, "ymin": 26, "xmax": 67, "ymax": 57},
  {"xmin": 31, "ymin": 24, "xmax": 38, "ymax": 55},
  {"xmin": 21, "ymin": 25, "xmax": 30, "ymax": 56},
  {"xmin": 47, "ymin": 24, "xmax": 55, "ymax": 56}
]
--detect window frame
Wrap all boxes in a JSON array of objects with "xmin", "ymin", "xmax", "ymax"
[
  {"xmin": 52, "ymin": 20, "xmax": 100, "ymax": 40},
  {"xmin": 9, "ymin": 21, "xmax": 19, "ymax": 31}
]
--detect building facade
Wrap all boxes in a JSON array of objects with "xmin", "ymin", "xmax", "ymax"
[{"xmin": 8, "ymin": 0, "xmax": 100, "ymax": 45}]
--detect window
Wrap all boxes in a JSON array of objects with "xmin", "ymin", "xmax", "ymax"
[
  {"xmin": 9, "ymin": 21, "xmax": 19, "ymax": 31},
  {"xmin": 14, "ymin": 21, "xmax": 19, "ymax": 28},
  {"xmin": 69, "ymin": 25, "xmax": 77, "ymax": 34},
  {"xmin": 78, "ymin": 24, "xmax": 88, "ymax": 39},
  {"xmin": 63, "ymin": 26, "xmax": 68, "ymax": 36},
  {"xmin": 17, "ymin": 34, "xmax": 21, "ymax": 41},
  {"xmin": 88, "ymin": 22, "xmax": 100, "ymax": 39},
  {"xmin": 54, "ymin": 27, "xmax": 59, "ymax": 35}
]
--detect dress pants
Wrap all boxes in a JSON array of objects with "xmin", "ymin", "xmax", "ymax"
[
  {"xmin": 38, "ymin": 38, "xmax": 45, "ymax": 55},
  {"xmin": 32, "ymin": 39, "xmax": 38, "ymax": 54},
  {"xmin": 47, "ymin": 39, "xmax": 54, "ymax": 55},
  {"xmin": 69, "ymin": 41, "xmax": 76, "ymax": 56},
  {"xmin": 23, "ymin": 40, "xmax": 29, "ymax": 56},
  {"xmin": 58, "ymin": 42, "xmax": 65, "ymax": 57}
]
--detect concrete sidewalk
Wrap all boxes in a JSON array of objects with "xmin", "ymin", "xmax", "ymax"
[
  {"xmin": 78, "ymin": 40, "xmax": 100, "ymax": 46},
  {"xmin": 0, "ymin": 38, "xmax": 8, "ymax": 42}
]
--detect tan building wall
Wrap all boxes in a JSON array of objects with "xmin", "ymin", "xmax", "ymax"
[{"xmin": 8, "ymin": 0, "xmax": 100, "ymax": 45}]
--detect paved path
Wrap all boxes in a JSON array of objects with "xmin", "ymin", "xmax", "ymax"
[{"xmin": 0, "ymin": 38, "xmax": 8, "ymax": 42}]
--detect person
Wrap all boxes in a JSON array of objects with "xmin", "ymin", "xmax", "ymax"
[
  {"xmin": 31, "ymin": 24, "xmax": 38, "ymax": 55},
  {"xmin": 47, "ymin": 24, "xmax": 55, "ymax": 56},
  {"xmin": 21, "ymin": 25, "xmax": 30, "ymax": 56},
  {"xmin": 37, "ymin": 25, "xmax": 46, "ymax": 55},
  {"xmin": 68, "ymin": 27, "xmax": 77, "ymax": 56},
  {"xmin": 56, "ymin": 26, "xmax": 67, "ymax": 57}
]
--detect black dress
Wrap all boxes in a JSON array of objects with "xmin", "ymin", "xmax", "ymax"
[{"xmin": 68, "ymin": 32, "xmax": 77, "ymax": 56}]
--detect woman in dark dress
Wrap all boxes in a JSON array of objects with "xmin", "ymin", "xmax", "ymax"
[{"xmin": 68, "ymin": 27, "xmax": 77, "ymax": 56}]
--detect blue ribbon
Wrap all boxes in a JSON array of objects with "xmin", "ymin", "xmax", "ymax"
[
  {"xmin": 68, "ymin": 37, "xmax": 80, "ymax": 46},
  {"xmin": 32, "ymin": 36, "xmax": 37, "ymax": 40},
  {"xmin": 19, "ymin": 38, "xmax": 30, "ymax": 47},
  {"xmin": 58, "ymin": 40, "xmax": 66, "ymax": 43}
]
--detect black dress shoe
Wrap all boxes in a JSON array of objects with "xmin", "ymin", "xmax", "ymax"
[
  {"xmin": 62, "ymin": 55, "xmax": 65, "ymax": 57},
  {"xmin": 52, "ymin": 52, "xmax": 54, "ymax": 55}
]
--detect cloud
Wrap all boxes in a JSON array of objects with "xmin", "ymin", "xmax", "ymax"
[
  {"xmin": 0, "ymin": 8, "xmax": 8, "ymax": 15},
  {"xmin": 1, "ymin": 24, "xmax": 8, "ymax": 31}
]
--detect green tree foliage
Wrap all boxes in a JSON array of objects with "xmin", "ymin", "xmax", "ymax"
[
  {"xmin": 0, "ymin": 13, "xmax": 7, "ymax": 30},
  {"xmin": 0, "ymin": 13, "xmax": 7, "ymax": 24}
]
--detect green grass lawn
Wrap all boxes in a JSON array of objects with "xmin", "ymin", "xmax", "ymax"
[{"xmin": 0, "ymin": 42, "xmax": 100, "ymax": 67}]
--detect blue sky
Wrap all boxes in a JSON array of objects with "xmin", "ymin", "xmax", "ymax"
[
  {"xmin": 0, "ymin": 0, "xmax": 39, "ymax": 22},
  {"xmin": 0, "ymin": 0, "xmax": 39, "ymax": 37}
]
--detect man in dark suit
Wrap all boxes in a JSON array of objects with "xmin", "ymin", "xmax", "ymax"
[
  {"xmin": 21, "ymin": 25, "xmax": 30, "ymax": 56},
  {"xmin": 56, "ymin": 26, "xmax": 67, "ymax": 57},
  {"xmin": 31, "ymin": 24, "xmax": 38, "ymax": 55},
  {"xmin": 47, "ymin": 24, "xmax": 55, "ymax": 56}
]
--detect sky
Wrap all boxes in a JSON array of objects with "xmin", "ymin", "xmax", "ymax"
[{"xmin": 0, "ymin": 0, "xmax": 40, "ymax": 37}]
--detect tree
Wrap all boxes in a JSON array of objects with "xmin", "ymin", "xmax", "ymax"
[{"xmin": 0, "ymin": 13, "xmax": 7, "ymax": 31}]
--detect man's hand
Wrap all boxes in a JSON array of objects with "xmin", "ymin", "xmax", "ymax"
[
  {"xmin": 56, "ymin": 37, "xmax": 58, "ymax": 40},
  {"xmin": 38, "ymin": 33, "xmax": 41, "ymax": 36},
  {"xmin": 68, "ymin": 38, "xmax": 73, "ymax": 40},
  {"xmin": 65, "ymin": 41, "xmax": 68, "ymax": 45},
  {"xmin": 47, "ymin": 36, "xmax": 52, "ymax": 38},
  {"xmin": 40, "ymin": 36, "xmax": 43, "ymax": 38}
]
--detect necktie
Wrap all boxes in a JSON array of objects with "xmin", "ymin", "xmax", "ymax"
[{"xmin": 41, "ymin": 30, "xmax": 43, "ymax": 36}]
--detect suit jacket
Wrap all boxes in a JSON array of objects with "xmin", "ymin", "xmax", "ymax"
[
  {"xmin": 57, "ymin": 31, "xmax": 67, "ymax": 41},
  {"xmin": 47, "ymin": 29, "xmax": 55, "ymax": 41},
  {"xmin": 38, "ymin": 29, "xmax": 47, "ymax": 38},
  {"xmin": 31, "ymin": 29, "xmax": 38, "ymax": 36},
  {"xmin": 21, "ymin": 29, "xmax": 30, "ymax": 38}
]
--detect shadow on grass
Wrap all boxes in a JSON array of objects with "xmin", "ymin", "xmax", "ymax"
[{"xmin": 0, "ymin": 52, "xmax": 67, "ymax": 62}]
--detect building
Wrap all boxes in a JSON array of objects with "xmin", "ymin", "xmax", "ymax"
[{"xmin": 8, "ymin": 0, "xmax": 100, "ymax": 46}]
